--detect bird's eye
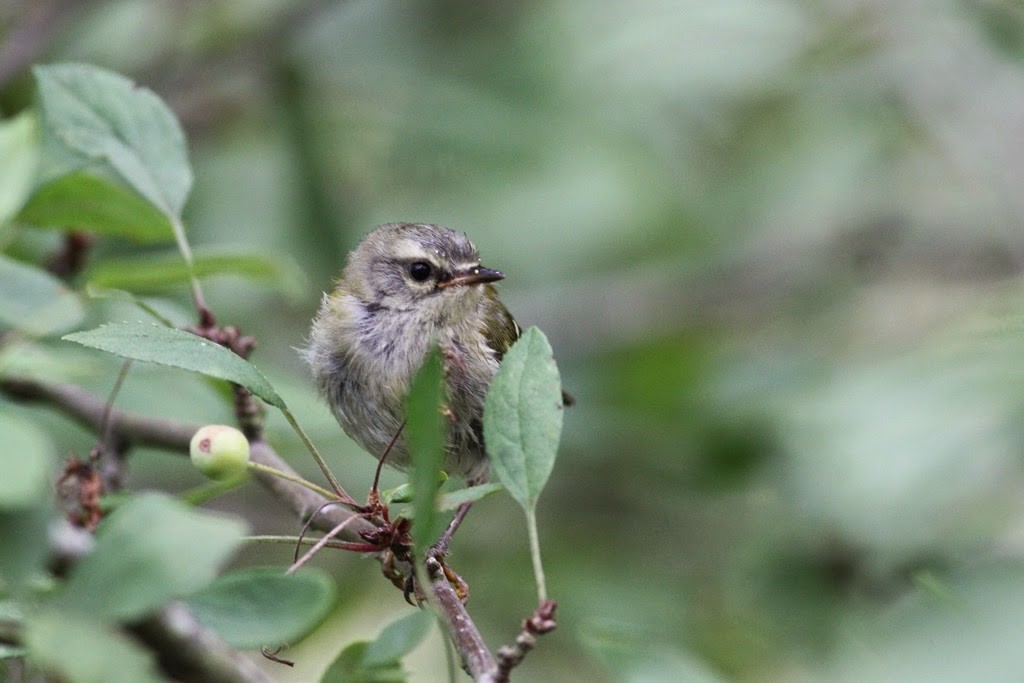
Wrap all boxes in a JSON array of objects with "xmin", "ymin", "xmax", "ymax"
[{"xmin": 409, "ymin": 261, "xmax": 433, "ymax": 282}]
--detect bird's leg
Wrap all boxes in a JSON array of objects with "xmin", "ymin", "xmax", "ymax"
[
  {"xmin": 431, "ymin": 501, "xmax": 473, "ymax": 558},
  {"xmin": 421, "ymin": 500, "xmax": 474, "ymax": 602}
]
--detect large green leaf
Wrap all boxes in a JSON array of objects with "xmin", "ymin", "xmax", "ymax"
[
  {"xmin": 320, "ymin": 611, "xmax": 430, "ymax": 682},
  {"xmin": 63, "ymin": 322, "xmax": 285, "ymax": 408},
  {"xmin": 0, "ymin": 416, "xmax": 53, "ymax": 590},
  {"xmin": 0, "ymin": 111, "xmax": 39, "ymax": 225},
  {"xmin": 18, "ymin": 171, "xmax": 174, "ymax": 242},
  {"xmin": 363, "ymin": 610, "xmax": 432, "ymax": 666},
  {"xmin": 0, "ymin": 254, "xmax": 84, "ymax": 336},
  {"xmin": 26, "ymin": 611, "xmax": 162, "ymax": 683},
  {"xmin": 483, "ymin": 326, "xmax": 564, "ymax": 510},
  {"xmin": 0, "ymin": 506, "xmax": 51, "ymax": 591},
  {"xmin": 185, "ymin": 567, "xmax": 335, "ymax": 649},
  {"xmin": 0, "ymin": 415, "xmax": 53, "ymax": 508},
  {"xmin": 54, "ymin": 493, "xmax": 247, "ymax": 621},
  {"xmin": 33, "ymin": 63, "xmax": 192, "ymax": 219},
  {"xmin": 321, "ymin": 641, "xmax": 405, "ymax": 683},
  {"xmin": 405, "ymin": 347, "xmax": 446, "ymax": 551},
  {"xmin": 85, "ymin": 246, "xmax": 309, "ymax": 300}
]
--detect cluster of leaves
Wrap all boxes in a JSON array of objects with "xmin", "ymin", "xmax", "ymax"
[{"xmin": 0, "ymin": 63, "xmax": 567, "ymax": 681}]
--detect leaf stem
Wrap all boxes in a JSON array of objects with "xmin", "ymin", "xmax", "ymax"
[
  {"xmin": 278, "ymin": 407, "xmax": 357, "ymax": 507},
  {"xmin": 245, "ymin": 460, "xmax": 339, "ymax": 502},
  {"xmin": 525, "ymin": 508, "xmax": 547, "ymax": 604},
  {"xmin": 169, "ymin": 214, "xmax": 210, "ymax": 322},
  {"xmin": 180, "ymin": 479, "xmax": 243, "ymax": 506}
]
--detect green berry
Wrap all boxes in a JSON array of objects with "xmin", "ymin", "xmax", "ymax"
[{"xmin": 190, "ymin": 425, "xmax": 250, "ymax": 482}]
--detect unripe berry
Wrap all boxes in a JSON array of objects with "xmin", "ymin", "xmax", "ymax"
[{"xmin": 190, "ymin": 425, "xmax": 250, "ymax": 483}]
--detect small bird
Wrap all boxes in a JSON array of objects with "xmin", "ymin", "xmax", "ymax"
[{"xmin": 304, "ymin": 222, "xmax": 521, "ymax": 485}]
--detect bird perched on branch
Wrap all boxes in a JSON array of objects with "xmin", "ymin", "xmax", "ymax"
[{"xmin": 304, "ymin": 222, "xmax": 523, "ymax": 485}]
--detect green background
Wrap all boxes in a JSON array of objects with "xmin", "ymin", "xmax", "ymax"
[{"xmin": 5, "ymin": 1, "xmax": 1024, "ymax": 680}]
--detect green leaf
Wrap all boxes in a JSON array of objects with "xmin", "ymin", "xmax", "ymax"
[
  {"xmin": 0, "ymin": 415, "xmax": 53, "ymax": 508},
  {"xmin": 406, "ymin": 347, "xmax": 446, "ymax": 551},
  {"xmin": 0, "ymin": 254, "xmax": 84, "ymax": 336},
  {"xmin": 83, "ymin": 284, "xmax": 176, "ymax": 326},
  {"xmin": 26, "ymin": 611, "xmax": 162, "ymax": 683},
  {"xmin": 364, "ymin": 610, "xmax": 433, "ymax": 666},
  {"xmin": 33, "ymin": 63, "xmax": 192, "ymax": 219},
  {"xmin": 321, "ymin": 641, "xmax": 406, "ymax": 683},
  {"xmin": 437, "ymin": 482, "xmax": 503, "ymax": 510},
  {"xmin": 85, "ymin": 246, "xmax": 309, "ymax": 300},
  {"xmin": 0, "ymin": 506, "xmax": 51, "ymax": 590},
  {"xmin": 185, "ymin": 567, "xmax": 335, "ymax": 649},
  {"xmin": 63, "ymin": 322, "xmax": 285, "ymax": 408},
  {"xmin": 380, "ymin": 470, "xmax": 447, "ymax": 506},
  {"xmin": 18, "ymin": 172, "xmax": 174, "ymax": 242},
  {"xmin": 483, "ymin": 326, "xmax": 564, "ymax": 511},
  {"xmin": 0, "ymin": 112, "xmax": 39, "ymax": 225},
  {"xmin": 54, "ymin": 493, "xmax": 247, "ymax": 621},
  {"xmin": 393, "ymin": 482, "xmax": 503, "ymax": 514}
]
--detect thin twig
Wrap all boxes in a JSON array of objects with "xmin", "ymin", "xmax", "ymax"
[
  {"xmin": 286, "ymin": 515, "xmax": 360, "ymax": 574},
  {"xmin": 98, "ymin": 359, "xmax": 133, "ymax": 455},
  {"xmin": 130, "ymin": 601, "xmax": 274, "ymax": 683},
  {"xmin": 494, "ymin": 601, "xmax": 558, "ymax": 682},
  {"xmin": 426, "ymin": 556, "xmax": 498, "ymax": 681},
  {"xmin": 0, "ymin": 376, "xmax": 363, "ymax": 535}
]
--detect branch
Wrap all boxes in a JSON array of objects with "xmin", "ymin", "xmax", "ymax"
[
  {"xmin": 131, "ymin": 602, "xmax": 274, "ymax": 683},
  {"xmin": 0, "ymin": 376, "xmax": 368, "ymax": 536},
  {"xmin": 48, "ymin": 521, "xmax": 270, "ymax": 683},
  {"xmin": 1, "ymin": 376, "xmax": 512, "ymax": 679},
  {"xmin": 426, "ymin": 557, "xmax": 498, "ymax": 680},
  {"xmin": 495, "ymin": 601, "xmax": 558, "ymax": 682}
]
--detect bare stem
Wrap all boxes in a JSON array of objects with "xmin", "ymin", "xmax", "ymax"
[
  {"xmin": 244, "ymin": 535, "xmax": 360, "ymax": 549},
  {"xmin": 246, "ymin": 460, "xmax": 338, "ymax": 501},
  {"xmin": 169, "ymin": 214, "xmax": 211, "ymax": 325},
  {"xmin": 286, "ymin": 515, "xmax": 360, "ymax": 574},
  {"xmin": 525, "ymin": 509, "xmax": 547, "ymax": 604},
  {"xmin": 425, "ymin": 556, "xmax": 499, "ymax": 681},
  {"xmin": 279, "ymin": 406, "xmax": 358, "ymax": 507}
]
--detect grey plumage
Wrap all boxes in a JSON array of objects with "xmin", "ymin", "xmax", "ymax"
[{"xmin": 304, "ymin": 223, "xmax": 519, "ymax": 483}]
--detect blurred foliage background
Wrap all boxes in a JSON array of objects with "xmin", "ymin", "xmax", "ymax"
[{"xmin": 5, "ymin": 0, "xmax": 1024, "ymax": 680}]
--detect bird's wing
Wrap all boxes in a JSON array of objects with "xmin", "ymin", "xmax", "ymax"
[
  {"xmin": 481, "ymin": 289, "xmax": 521, "ymax": 364},
  {"xmin": 482, "ymin": 287, "xmax": 575, "ymax": 406}
]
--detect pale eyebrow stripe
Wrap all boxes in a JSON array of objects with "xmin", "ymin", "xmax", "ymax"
[{"xmin": 390, "ymin": 239, "xmax": 435, "ymax": 262}]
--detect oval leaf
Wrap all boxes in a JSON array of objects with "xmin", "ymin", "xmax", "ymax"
[
  {"xmin": 438, "ymin": 482, "xmax": 503, "ymax": 511},
  {"xmin": 0, "ymin": 254, "xmax": 84, "ymax": 336},
  {"xmin": 18, "ymin": 172, "xmax": 174, "ymax": 243},
  {"xmin": 483, "ymin": 326, "xmax": 564, "ymax": 511},
  {"xmin": 55, "ymin": 493, "xmax": 247, "ymax": 621},
  {"xmin": 0, "ymin": 415, "xmax": 53, "ymax": 508},
  {"xmin": 0, "ymin": 506, "xmax": 51, "ymax": 590},
  {"xmin": 406, "ymin": 347, "xmax": 446, "ymax": 551},
  {"xmin": 0, "ymin": 112, "xmax": 39, "ymax": 225},
  {"xmin": 33, "ymin": 63, "xmax": 192, "ymax": 219},
  {"xmin": 185, "ymin": 567, "xmax": 335, "ymax": 649},
  {"xmin": 364, "ymin": 610, "xmax": 433, "ymax": 666},
  {"xmin": 321, "ymin": 641, "xmax": 404, "ymax": 683},
  {"xmin": 85, "ymin": 246, "xmax": 309, "ymax": 300},
  {"xmin": 26, "ymin": 611, "xmax": 162, "ymax": 683},
  {"xmin": 63, "ymin": 322, "xmax": 285, "ymax": 408}
]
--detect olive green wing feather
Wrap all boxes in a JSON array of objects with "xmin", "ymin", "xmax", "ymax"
[
  {"xmin": 482, "ymin": 287, "xmax": 574, "ymax": 406},
  {"xmin": 481, "ymin": 287, "xmax": 520, "ymax": 363}
]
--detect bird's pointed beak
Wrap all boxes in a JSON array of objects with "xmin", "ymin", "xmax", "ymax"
[{"xmin": 438, "ymin": 265, "xmax": 505, "ymax": 289}]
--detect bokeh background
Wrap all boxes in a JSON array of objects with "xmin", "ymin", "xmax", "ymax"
[{"xmin": 5, "ymin": 0, "xmax": 1024, "ymax": 680}]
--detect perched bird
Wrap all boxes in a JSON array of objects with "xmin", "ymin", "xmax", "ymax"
[{"xmin": 304, "ymin": 222, "xmax": 521, "ymax": 485}]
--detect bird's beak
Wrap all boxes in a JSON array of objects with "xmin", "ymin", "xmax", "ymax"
[{"xmin": 438, "ymin": 265, "xmax": 505, "ymax": 289}]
